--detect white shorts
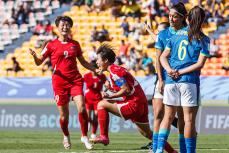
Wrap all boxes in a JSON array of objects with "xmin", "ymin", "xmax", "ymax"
[
  {"xmin": 153, "ymin": 81, "xmax": 163, "ymax": 99},
  {"xmin": 163, "ymin": 83, "xmax": 200, "ymax": 107}
]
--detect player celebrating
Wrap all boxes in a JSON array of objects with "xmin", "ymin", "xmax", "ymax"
[
  {"xmin": 157, "ymin": 6, "xmax": 210, "ymax": 153},
  {"xmin": 29, "ymin": 16, "xmax": 96, "ymax": 150},
  {"xmin": 152, "ymin": 3, "xmax": 188, "ymax": 153},
  {"xmin": 83, "ymin": 61, "xmax": 106, "ymax": 139},
  {"xmin": 90, "ymin": 44, "xmax": 176, "ymax": 153}
]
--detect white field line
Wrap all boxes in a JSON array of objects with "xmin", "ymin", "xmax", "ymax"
[{"xmin": 59, "ymin": 148, "xmax": 229, "ymax": 153}]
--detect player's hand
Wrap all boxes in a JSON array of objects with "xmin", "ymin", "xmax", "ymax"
[
  {"xmin": 171, "ymin": 69, "xmax": 180, "ymax": 79},
  {"xmin": 168, "ymin": 69, "xmax": 179, "ymax": 79},
  {"xmin": 104, "ymin": 81, "xmax": 111, "ymax": 90},
  {"xmin": 29, "ymin": 48, "xmax": 36, "ymax": 56},
  {"xmin": 158, "ymin": 80, "xmax": 164, "ymax": 94},
  {"xmin": 102, "ymin": 92, "xmax": 110, "ymax": 98}
]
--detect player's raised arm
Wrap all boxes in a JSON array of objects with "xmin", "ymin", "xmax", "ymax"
[
  {"xmin": 77, "ymin": 55, "xmax": 97, "ymax": 73},
  {"xmin": 28, "ymin": 41, "xmax": 50, "ymax": 66},
  {"xmin": 28, "ymin": 48, "xmax": 44, "ymax": 66}
]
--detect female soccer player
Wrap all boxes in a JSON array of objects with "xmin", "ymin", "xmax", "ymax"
[
  {"xmin": 29, "ymin": 16, "xmax": 96, "ymax": 150},
  {"xmin": 153, "ymin": 2, "xmax": 187, "ymax": 153},
  {"xmin": 157, "ymin": 6, "xmax": 210, "ymax": 153},
  {"xmin": 83, "ymin": 61, "xmax": 106, "ymax": 139},
  {"xmin": 91, "ymin": 44, "xmax": 176, "ymax": 153}
]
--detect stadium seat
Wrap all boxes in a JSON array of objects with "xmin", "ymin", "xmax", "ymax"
[{"xmin": 1, "ymin": 1, "xmax": 228, "ymax": 77}]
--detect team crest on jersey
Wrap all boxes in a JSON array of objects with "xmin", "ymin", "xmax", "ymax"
[{"xmin": 71, "ymin": 45, "xmax": 77, "ymax": 49}]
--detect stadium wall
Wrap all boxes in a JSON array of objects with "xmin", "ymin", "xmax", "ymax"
[
  {"xmin": 0, "ymin": 76, "xmax": 228, "ymax": 102},
  {"xmin": 0, "ymin": 76, "xmax": 228, "ymax": 134},
  {"xmin": 0, "ymin": 105, "xmax": 229, "ymax": 134}
]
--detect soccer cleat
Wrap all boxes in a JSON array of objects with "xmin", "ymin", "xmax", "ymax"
[
  {"xmin": 63, "ymin": 135, "xmax": 71, "ymax": 150},
  {"xmin": 90, "ymin": 135, "xmax": 109, "ymax": 146},
  {"xmin": 140, "ymin": 142, "xmax": 152, "ymax": 150},
  {"xmin": 81, "ymin": 136, "xmax": 93, "ymax": 150},
  {"xmin": 90, "ymin": 133, "xmax": 96, "ymax": 139}
]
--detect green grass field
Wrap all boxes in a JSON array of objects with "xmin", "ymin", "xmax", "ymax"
[{"xmin": 0, "ymin": 131, "xmax": 229, "ymax": 153}]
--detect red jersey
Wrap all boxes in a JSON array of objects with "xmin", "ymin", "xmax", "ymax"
[
  {"xmin": 41, "ymin": 38, "xmax": 83, "ymax": 82},
  {"xmin": 108, "ymin": 64, "xmax": 147, "ymax": 102},
  {"xmin": 84, "ymin": 72, "xmax": 106, "ymax": 102}
]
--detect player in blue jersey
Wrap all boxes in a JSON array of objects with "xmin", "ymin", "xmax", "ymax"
[
  {"xmin": 152, "ymin": 2, "xmax": 187, "ymax": 153},
  {"xmin": 157, "ymin": 6, "xmax": 210, "ymax": 153}
]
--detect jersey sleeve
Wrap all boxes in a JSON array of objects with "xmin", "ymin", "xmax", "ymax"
[
  {"xmin": 200, "ymin": 36, "xmax": 211, "ymax": 57},
  {"xmin": 154, "ymin": 32, "xmax": 164, "ymax": 51},
  {"xmin": 73, "ymin": 41, "xmax": 83, "ymax": 57},
  {"xmin": 165, "ymin": 39, "xmax": 172, "ymax": 51},
  {"xmin": 41, "ymin": 42, "xmax": 52, "ymax": 60},
  {"xmin": 111, "ymin": 67, "xmax": 127, "ymax": 87}
]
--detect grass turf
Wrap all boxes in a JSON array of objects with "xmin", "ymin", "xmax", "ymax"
[{"xmin": 0, "ymin": 131, "xmax": 228, "ymax": 153}]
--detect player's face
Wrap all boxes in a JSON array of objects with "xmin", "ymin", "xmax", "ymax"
[
  {"xmin": 58, "ymin": 21, "xmax": 71, "ymax": 36},
  {"xmin": 96, "ymin": 54, "xmax": 108, "ymax": 71},
  {"xmin": 169, "ymin": 9, "xmax": 184, "ymax": 29}
]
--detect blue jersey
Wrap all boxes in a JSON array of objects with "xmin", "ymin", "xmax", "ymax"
[
  {"xmin": 155, "ymin": 27, "xmax": 177, "ymax": 52},
  {"xmin": 154, "ymin": 27, "xmax": 178, "ymax": 80},
  {"xmin": 165, "ymin": 28, "xmax": 210, "ymax": 84}
]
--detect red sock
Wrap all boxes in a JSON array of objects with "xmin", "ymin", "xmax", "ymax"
[
  {"xmin": 92, "ymin": 120, "xmax": 98, "ymax": 134},
  {"xmin": 164, "ymin": 141, "xmax": 175, "ymax": 153},
  {"xmin": 78, "ymin": 112, "xmax": 88, "ymax": 136},
  {"xmin": 98, "ymin": 108, "xmax": 109, "ymax": 137},
  {"xmin": 59, "ymin": 118, "xmax": 69, "ymax": 136}
]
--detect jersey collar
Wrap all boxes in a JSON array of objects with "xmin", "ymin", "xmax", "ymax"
[
  {"xmin": 169, "ymin": 26, "xmax": 188, "ymax": 34},
  {"xmin": 169, "ymin": 27, "xmax": 176, "ymax": 34}
]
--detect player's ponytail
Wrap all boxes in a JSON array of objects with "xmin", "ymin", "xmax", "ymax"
[{"xmin": 188, "ymin": 6, "xmax": 205, "ymax": 42}]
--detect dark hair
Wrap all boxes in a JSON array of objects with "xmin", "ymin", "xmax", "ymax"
[
  {"xmin": 170, "ymin": 2, "xmax": 187, "ymax": 26},
  {"xmin": 188, "ymin": 6, "xmax": 205, "ymax": 42},
  {"xmin": 97, "ymin": 44, "xmax": 116, "ymax": 64},
  {"xmin": 55, "ymin": 16, "xmax": 73, "ymax": 27}
]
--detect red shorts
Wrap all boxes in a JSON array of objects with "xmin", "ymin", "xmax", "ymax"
[
  {"xmin": 85, "ymin": 99, "xmax": 100, "ymax": 110},
  {"xmin": 116, "ymin": 97, "xmax": 149, "ymax": 124},
  {"xmin": 52, "ymin": 75, "xmax": 83, "ymax": 106}
]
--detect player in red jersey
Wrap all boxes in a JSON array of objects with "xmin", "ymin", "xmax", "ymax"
[
  {"xmin": 28, "ymin": 16, "xmax": 96, "ymax": 150},
  {"xmin": 83, "ymin": 61, "xmax": 106, "ymax": 139},
  {"xmin": 90, "ymin": 44, "xmax": 177, "ymax": 153}
]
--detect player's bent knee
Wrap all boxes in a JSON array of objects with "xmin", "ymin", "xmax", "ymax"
[
  {"xmin": 97, "ymin": 100, "xmax": 110, "ymax": 109},
  {"xmin": 97, "ymin": 100, "xmax": 106, "ymax": 109}
]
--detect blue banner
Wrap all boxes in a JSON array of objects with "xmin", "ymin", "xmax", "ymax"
[{"xmin": 0, "ymin": 76, "xmax": 228, "ymax": 100}]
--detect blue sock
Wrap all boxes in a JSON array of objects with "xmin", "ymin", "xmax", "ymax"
[
  {"xmin": 152, "ymin": 132, "xmax": 159, "ymax": 152},
  {"xmin": 156, "ymin": 129, "xmax": 170, "ymax": 153},
  {"xmin": 179, "ymin": 134, "xmax": 186, "ymax": 153},
  {"xmin": 185, "ymin": 137, "xmax": 197, "ymax": 153}
]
